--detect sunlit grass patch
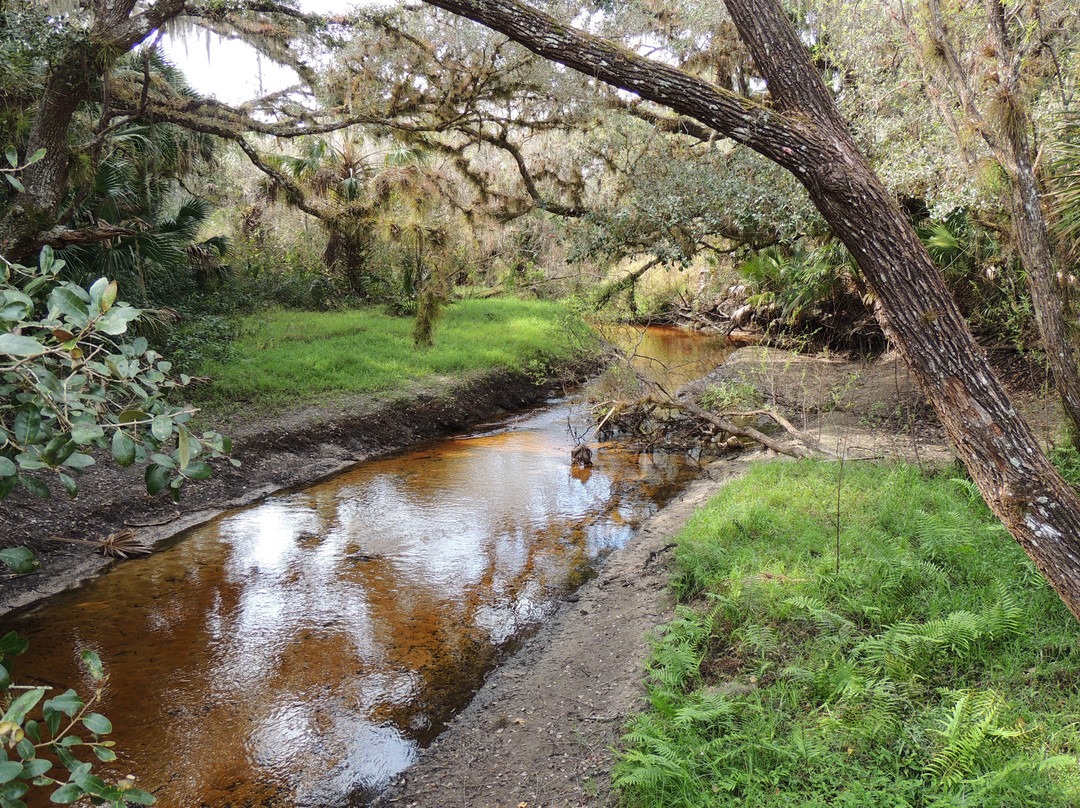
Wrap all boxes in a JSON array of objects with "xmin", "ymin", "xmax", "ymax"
[
  {"xmin": 617, "ymin": 461, "xmax": 1080, "ymax": 808},
  {"xmin": 194, "ymin": 298, "xmax": 593, "ymax": 409}
]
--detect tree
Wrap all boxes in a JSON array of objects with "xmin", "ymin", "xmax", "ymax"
[
  {"xmin": 321, "ymin": 5, "xmax": 818, "ymax": 288},
  {"xmin": 0, "ymin": 0, "xmax": 325, "ymax": 262},
  {"xmin": 831, "ymin": 0, "xmax": 1080, "ymax": 442},
  {"xmin": 1, "ymin": 246, "xmax": 234, "ymax": 501},
  {"xmin": 418, "ymin": 0, "xmax": 1080, "ymax": 621}
]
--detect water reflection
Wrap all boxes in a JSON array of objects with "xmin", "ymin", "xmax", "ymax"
[{"xmin": 9, "ymin": 327, "xmax": 730, "ymax": 808}]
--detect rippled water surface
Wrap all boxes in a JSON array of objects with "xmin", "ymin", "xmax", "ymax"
[{"xmin": 9, "ymin": 326, "xmax": 730, "ymax": 807}]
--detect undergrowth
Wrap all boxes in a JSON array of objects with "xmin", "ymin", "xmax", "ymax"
[
  {"xmin": 191, "ymin": 298, "xmax": 594, "ymax": 410},
  {"xmin": 616, "ymin": 461, "xmax": 1080, "ymax": 807}
]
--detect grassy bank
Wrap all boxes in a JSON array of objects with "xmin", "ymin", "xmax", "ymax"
[
  {"xmin": 616, "ymin": 461, "xmax": 1080, "ymax": 807},
  {"xmin": 193, "ymin": 298, "xmax": 592, "ymax": 410}
]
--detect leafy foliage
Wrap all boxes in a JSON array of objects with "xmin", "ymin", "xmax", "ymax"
[
  {"xmin": 735, "ymin": 242, "xmax": 881, "ymax": 351},
  {"xmin": 697, "ymin": 380, "xmax": 763, "ymax": 412},
  {"xmin": 916, "ymin": 210, "xmax": 1033, "ymax": 347},
  {"xmin": 1, "ymin": 248, "xmax": 235, "ymax": 501},
  {"xmin": 0, "ymin": 631, "xmax": 155, "ymax": 808}
]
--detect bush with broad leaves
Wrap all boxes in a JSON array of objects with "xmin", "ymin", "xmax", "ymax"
[
  {"xmin": 0, "ymin": 631, "xmax": 154, "ymax": 808},
  {"xmin": 0, "ymin": 246, "xmax": 236, "ymax": 503}
]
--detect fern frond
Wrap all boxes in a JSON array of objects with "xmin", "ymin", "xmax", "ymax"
[
  {"xmin": 925, "ymin": 688, "xmax": 1031, "ymax": 788},
  {"xmin": 672, "ymin": 695, "xmax": 737, "ymax": 727},
  {"xmin": 785, "ymin": 594, "xmax": 856, "ymax": 636}
]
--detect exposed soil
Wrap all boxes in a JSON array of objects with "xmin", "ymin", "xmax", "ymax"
[{"xmin": 1, "ymin": 345, "xmax": 1061, "ymax": 808}]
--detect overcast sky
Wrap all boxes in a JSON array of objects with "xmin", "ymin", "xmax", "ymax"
[{"xmin": 161, "ymin": 0, "xmax": 362, "ymax": 105}]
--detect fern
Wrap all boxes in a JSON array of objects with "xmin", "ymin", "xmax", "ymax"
[
  {"xmin": 912, "ymin": 509, "xmax": 975, "ymax": 560},
  {"xmin": 925, "ymin": 688, "xmax": 1031, "ymax": 788},
  {"xmin": 737, "ymin": 622, "xmax": 781, "ymax": 659},
  {"xmin": 857, "ymin": 609, "xmax": 995, "ymax": 686},
  {"xmin": 614, "ymin": 750, "xmax": 692, "ymax": 792},
  {"xmin": 785, "ymin": 594, "xmax": 856, "ymax": 636},
  {"xmin": 672, "ymin": 693, "xmax": 737, "ymax": 727},
  {"xmin": 949, "ymin": 476, "xmax": 984, "ymax": 504},
  {"xmin": 983, "ymin": 584, "xmax": 1026, "ymax": 639},
  {"xmin": 875, "ymin": 554, "xmax": 949, "ymax": 603}
]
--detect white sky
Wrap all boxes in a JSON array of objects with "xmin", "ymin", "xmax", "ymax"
[{"xmin": 161, "ymin": 0, "xmax": 360, "ymax": 105}]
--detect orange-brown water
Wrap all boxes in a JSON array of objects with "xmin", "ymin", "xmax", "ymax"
[{"xmin": 7, "ymin": 326, "xmax": 730, "ymax": 808}]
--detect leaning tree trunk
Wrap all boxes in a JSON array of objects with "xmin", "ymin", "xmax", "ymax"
[
  {"xmin": 421, "ymin": 0, "xmax": 1080, "ymax": 622},
  {"xmin": 982, "ymin": 0, "xmax": 1080, "ymax": 443}
]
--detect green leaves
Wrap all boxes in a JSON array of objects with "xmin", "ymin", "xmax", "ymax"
[
  {"xmin": 47, "ymin": 287, "xmax": 88, "ymax": 325},
  {"xmin": 49, "ymin": 782, "xmax": 82, "ymax": 804},
  {"xmin": 111, "ymin": 431, "xmax": 135, "ymax": 467},
  {"xmin": 80, "ymin": 714, "xmax": 111, "ymax": 736},
  {"xmin": 12, "ymin": 406, "xmax": 42, "ymax": 446},
  {"xmin": 0, "ymin": 632, "xmax": 150, "ymax": 808},
  {"xmin": 183, "ymin": 462, "xmax": 212, "ymax": 481},
  {"xmin": 0, "ymin": 548, "xmax": 39, "ymax": 575},
  {"xmin": 2, "ymin": 249, "xmax": 232, "ymax": 500},
  {"xmin": 149, "ymin": 415, "xmax": 172, "ymax": 442},
  {"xmin": 144, "ymin": 464, "xmax": 170, "ymax": 496},
  {"xmin": 95, "ymin": 306, "xmax": 139, "ymax": 336},
  {"xmin": 80, "ymin": 651, "xmax": 103, "ymax": 682},
  {"xmin": 1, "ymin": 689, "xmax": 44, "ymax": 725},
  {"xmin": 0, "ymin": 632, "xmax": 29, "ymax": 658},
  {"xmin": 0, "ymin": 333, "xmax": 45, "ymax": 357}
]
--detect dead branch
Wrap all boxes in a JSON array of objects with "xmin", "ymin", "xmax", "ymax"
[
  {"xmin": 588, "ymin": 342, "xmax": 833, "ymax": 459},
  {"xmin": 675, "ymin": 400, "xmax": 836, "ymax": 458}
]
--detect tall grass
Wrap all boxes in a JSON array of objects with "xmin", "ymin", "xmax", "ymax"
[
  {"xmin": 193, "ymin": 298, "xmax": 593, "ymax": 410},
  {"xmin": 616, "ymin": 461, "xmax": 1080, "ymax": 807}
]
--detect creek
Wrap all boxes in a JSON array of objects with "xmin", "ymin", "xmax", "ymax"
[{"xmin": 7, "ymin": 325, "xmax": 730, "ymax": 807}]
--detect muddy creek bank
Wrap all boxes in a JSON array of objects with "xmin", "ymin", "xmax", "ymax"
[{"xmin": 5, "ymin": 327, "xmax": 732, "ymax": 807}]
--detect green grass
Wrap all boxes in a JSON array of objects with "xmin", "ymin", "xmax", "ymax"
[
  {"xmin": 616, "ymin": 461, "xmax": 1080, "ymax": 808},
  {"xmin": 192, "ymin": 298, "xmax": 593, "ymax": 409}
]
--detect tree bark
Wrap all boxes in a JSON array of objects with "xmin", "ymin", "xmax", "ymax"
[
  {"xmin": 913, "ymin": 0, "xmax": 1080, "ymax": 443},
  {"xmin": 0, "ymin": 63, "xmax": 89, "ymax": 260},
  {"xmin": 982, "ymin": 0, "xmax": 1080, "ymax": 442},
  {"xmin": 421, "ymin": 0, "xmax": 1080, "ymax": 621}
]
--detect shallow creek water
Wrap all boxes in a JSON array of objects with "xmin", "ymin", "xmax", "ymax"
[{"xmin": 7, "ymin": 325, "xmax": 729, "ymax": 808}]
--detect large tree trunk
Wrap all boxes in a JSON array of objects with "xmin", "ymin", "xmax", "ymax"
[
  {"xmin": 421, "ymin": 0, "xmax": 1080, "ymax": 621},
  {"xmin": 0, "ymin": 64, "xmax": 89, "ymax": 261}
]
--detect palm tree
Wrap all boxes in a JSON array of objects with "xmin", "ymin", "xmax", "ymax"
[
  {"xmin": 47, "ymin": 53, "xmax": 228, "ymax": 305},
  {"xmin": 272, "ymin": 137, "xmax": 453, "ymax": 321}
]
